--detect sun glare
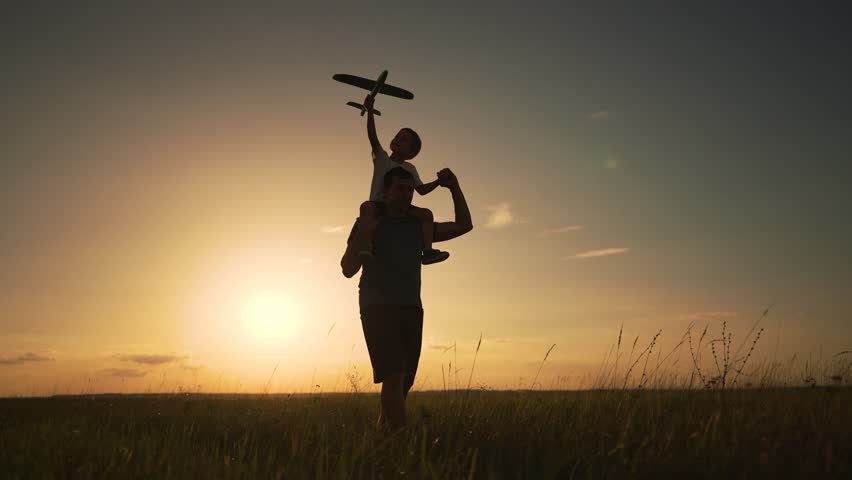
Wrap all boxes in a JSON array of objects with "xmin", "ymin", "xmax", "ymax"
[{"xmin": 240, "ymin": 290, "xmax": 300, "ymax": 343}]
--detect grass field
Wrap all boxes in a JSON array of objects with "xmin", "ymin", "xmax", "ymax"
[{"xmin": 1, "ymin": 386, "xmax": 850, "ymax": 479}]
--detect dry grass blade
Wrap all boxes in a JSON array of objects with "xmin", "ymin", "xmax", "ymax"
[
  {"xmin": 645, "ymin": 330, "xmax": 690, "ymax": 385},
  {"xmin": 441, "ymin": 363, "xmax": 446, "ymax": 392},
  {"xmin": 595, "ymin": 343, "xmax": 615, "ymax": 388},
  {"xmin": 262, "ymin": 363, "xmax": 278, "ymax": 394},
  {"xmin": 613, "ymin": 324, "xmax": 623, "ymax": 388},
  {"xmin": 530, "ymin": 344, "xmax": 556, "ymax": 391},
  {"xmin": 638, "ymin": 331, "xmax": 662, "ymax": 389},
  {"xmin": 687, "ymin": 323, "xmax": 708, "ymax": 387},
  {"xmin": 466, "ymin": 333, "xmax": 483, "ymax": 392},
  {"xmin": 454, "ymin": 342, "xmax": 458, "ymax": 390}
]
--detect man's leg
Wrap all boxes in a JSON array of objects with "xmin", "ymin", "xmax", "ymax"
[
  {"xmin": 379, "ymin": 373, "xmax": 406, "ymax": 430},
  {"xmin": 362, "ymin": 304, "xmax": 409, "ymax": 431},
  {"xmin": 403, "ymin": 374, "xmax": 415, "ymax": 400},
  {"xmin": 401, "ymin": 306, "xmax": 424, "ymax": 401}
]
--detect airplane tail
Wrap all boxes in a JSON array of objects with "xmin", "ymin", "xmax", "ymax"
[{"xmin": 346, "ymin": 102, "xmax": 381, "ymax": 116}]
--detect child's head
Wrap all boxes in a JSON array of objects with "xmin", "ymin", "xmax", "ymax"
[{"xmin": 390, "ymin": 128, "xmax": 421, "ymax": 161}]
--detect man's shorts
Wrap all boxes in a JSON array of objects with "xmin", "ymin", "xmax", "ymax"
[{"xmin": 360, "ymin": 304, "xmax": 424, "ymax": 386}]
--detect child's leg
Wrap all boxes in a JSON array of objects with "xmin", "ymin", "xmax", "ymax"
[
  {"xmin": 358, "ymin": 201, "xmax": 379, "ymax": 258},
  {"xmin": 408, "ymin": 206, "xmax": 434, "ymax": 250},
  {"xmin": 410, "ymin": 206, "xmax": 449, "ymax": 265}
]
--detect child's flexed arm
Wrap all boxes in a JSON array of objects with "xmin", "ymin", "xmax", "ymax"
[
  {"xmin": 415, "ymin": 178, "xmax": 441, "ymax": 196},
  {"xmin": 364, "ymin": 95, "xmax": 383, "ymax": 155}
]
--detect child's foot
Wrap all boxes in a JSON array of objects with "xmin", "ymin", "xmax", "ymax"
[
  {"xmin": 359, "ymin": 248, "xmax": 374, "ymax": 265},
  {"xmin": 422, "ymin": 248, "xmax": 449, "ymax": 265}
]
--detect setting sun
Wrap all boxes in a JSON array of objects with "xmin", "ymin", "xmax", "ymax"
[{"xmin": 240, "ymin": 291, "xmax": 301, "ymax": 343}]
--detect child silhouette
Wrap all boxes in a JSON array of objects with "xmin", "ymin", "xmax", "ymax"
[{"xmin": 357, "ymin": 94, "xmax": 449, "ymax": 265}]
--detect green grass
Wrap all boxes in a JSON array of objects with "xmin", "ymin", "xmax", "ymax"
[{"xmin": 1, "ymin": 388, "xmax": 850, "ymax": 478}]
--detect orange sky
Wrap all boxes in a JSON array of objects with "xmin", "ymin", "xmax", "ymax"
[{"xmin": 2, "ymin": 4, "xmax": 850, "ymax": 395}]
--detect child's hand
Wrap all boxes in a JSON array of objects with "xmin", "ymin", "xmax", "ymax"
[
  {"xmin": 437, "ymin": 168, "xmax": 458, "ymax": 188},
  {"xmin": 364, "ymin": 94, "xmax": 375, "ymax": 112}
]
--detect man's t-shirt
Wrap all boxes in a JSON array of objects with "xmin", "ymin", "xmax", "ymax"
[
  {"xmin": 348, "ymin": 214, "xmax": 423, "ymax": 310},
  {"xmin": 369, "ymin": 148, "xmax": 423, "ymax": 202}
]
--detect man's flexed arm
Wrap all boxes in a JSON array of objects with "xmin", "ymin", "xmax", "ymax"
[
  {"xmin": 365, "ymin": 95, "xmax": 383, "ymax": 155},
  {"xmin": 434, "ymin": 168, "xmax": 473, "ymax": 243}
]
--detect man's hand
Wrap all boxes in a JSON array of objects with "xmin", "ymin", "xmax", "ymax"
[
  {"xmin": 433, "ymin": 167, "xmax": 472, "ymax": 242},
  {"xmin": 364, "ymin": 94, "xmax": 375, "ymax": 113},
  {"xmin": 437, "ymin": 168, "xmax": 458, "ymax": 189}
]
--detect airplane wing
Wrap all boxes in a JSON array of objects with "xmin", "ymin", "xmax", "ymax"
[
  {"xmin": 378, "ymin": 83, "xmax": 414, "ymax": 100},
  {"xmin": 332, "ymin": 74, "xmax": 376, "ymax": 91},
  {"xmin": 333, "ymin": 73, "xmax": 414, "ymax": 100},
  {"xmin": 347, "ymin": 101, "xmax": 381, "ymax": 116}
]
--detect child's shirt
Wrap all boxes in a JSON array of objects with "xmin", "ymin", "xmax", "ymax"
[{"xmin": 369, "ymin": 148, "xmax": 423, "ymax": 202}]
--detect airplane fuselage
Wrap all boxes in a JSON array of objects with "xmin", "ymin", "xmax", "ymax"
[
  {"xmin": 369, "ymin": 70, "xmax": 388, "ymax": 99},
  {"xmin": 360, "ymin": 70, "xmax": 389, "ymax": 116}
]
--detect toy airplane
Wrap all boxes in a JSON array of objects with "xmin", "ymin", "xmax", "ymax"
[{"xmin": 332, "ymin": 70, "xmax": 414, "ymax": 116}]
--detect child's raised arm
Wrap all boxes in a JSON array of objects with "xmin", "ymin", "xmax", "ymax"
[{"xmin": 365, "ymin": 95, "xmax": 383, "ymax": 155}]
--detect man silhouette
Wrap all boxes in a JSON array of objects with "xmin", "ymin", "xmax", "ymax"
[{"xmin": 341, "ymin": 167, "xmax": 472, "ymax": 430}]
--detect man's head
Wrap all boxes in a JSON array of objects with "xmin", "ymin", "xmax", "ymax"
[
  {"xmin": 382, "ymin": 166, "xmax": 415, "ymax": 209},
  {"xmin": 390, "ymin": 128, "xmax": 421, "ymax": 161}
]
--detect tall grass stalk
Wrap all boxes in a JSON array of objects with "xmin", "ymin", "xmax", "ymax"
[
  {"xmin": 530, "ymin": 344, "xmax": 556, "ymax": 391},
  {"xmin": 465, "ymin": 333, "xmax": 483, "ymax": 393}
]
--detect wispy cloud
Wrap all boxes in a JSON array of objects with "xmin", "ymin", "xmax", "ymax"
[
  {"xmin": 0, "ymin": 352, "xmax": 55, "ymax": 366},
  {"xmin": 428, "ymin": 344, "xmax": 455, "ymax": 353},
  {"xmin": 114, "ymin": 354, "xmax": 187, "ymax": 365},
  {"xmin": 588, "ymin": 110, "xmax": 610, "ymax": 121},
  {"xmin": 485, "ymin": 202, "xmax": 524, "ymax": 228},
  {"xmin": 567, "ymin": 247, "xmax": 630, "ymax": 259},
  {"xmin": 537, "ymin": 225, "xmax": 583, "ymax": 238},
  {"xmin": 321, "ymin": 226, "xmax": 346, "ymax": 234},
  {"xmin": 686, "ymin": 311, "xmax": 737, "ymax": 321},
  {"xmin": 99, "ymin": 368, "xmax": 147, "ymax": 378}
]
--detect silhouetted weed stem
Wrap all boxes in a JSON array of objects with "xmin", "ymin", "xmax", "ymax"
[
  {"xmin": 644, "ymin": 330, "xmax": 690, "ymax": 387},
  {"xmin": 622, "ymin": 330, "xmax": 661, "ymax": 389},
  {"xmin": 637, "ymin": 330, "xmax": 661, "ymax": 389},
  {"xmin": 731, "ymin": 305, "xmax": 772, "ymax": 363},
  {"xmin": 688, "ymin": 324, "xmax": 709, "ymax": 388},
  {"xmin": 731, "ymin": 327, "xmax": 764, "ymax": 386}
]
